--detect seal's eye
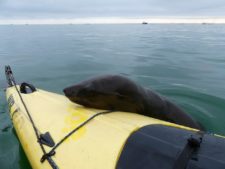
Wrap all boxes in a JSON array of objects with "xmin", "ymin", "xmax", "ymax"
[{"xmin": 77, "ymin": 89, "xmax": 87, "ymax": 97}]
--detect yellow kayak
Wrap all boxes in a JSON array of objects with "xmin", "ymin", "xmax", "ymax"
[{"xmin": 5, "ymin": 66, "xmax": 225, "ymax": 169}]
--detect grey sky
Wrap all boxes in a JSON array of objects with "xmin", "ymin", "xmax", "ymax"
[{"xmin": 0, "ymin": 0, "xmax": 225, "ymax": 18}]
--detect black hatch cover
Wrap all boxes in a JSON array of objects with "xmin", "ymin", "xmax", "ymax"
[{"xmin": 116, "ymin": 125, "xmax": 225, "ymax": 169}]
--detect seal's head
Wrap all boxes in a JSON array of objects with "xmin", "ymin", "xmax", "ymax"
[{"xmin": 63, "ymin": 75, "xmax": 143, "ymax": 112}]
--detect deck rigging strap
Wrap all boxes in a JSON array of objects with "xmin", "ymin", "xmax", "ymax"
[
  {"xmin": 41, "ymin": 110, "xmax": 114, "ymax": 162},
  {"xmin": 173, "ymin": 131, "xmax": 204, "ymax": 169},
  {"xmin": 5, "ymin": 66, "xmax": 59, "ymax": 169}
]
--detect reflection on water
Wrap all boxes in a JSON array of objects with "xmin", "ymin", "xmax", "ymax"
[{"xmin": 0, "ymin": 24, "xmax": 225, "ymax": 168}]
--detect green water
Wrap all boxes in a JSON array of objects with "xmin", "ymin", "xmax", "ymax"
[{"xmin": 0, "ymin": 24, "xmax": 225, "ymax": 168}]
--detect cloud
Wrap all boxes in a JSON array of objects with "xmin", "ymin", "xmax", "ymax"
[{"xmin": 0, "ymin": 0, "xmax": 225, "ymax": 18}]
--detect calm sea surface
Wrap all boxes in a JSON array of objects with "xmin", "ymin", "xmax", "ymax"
[{"xmin": 0, "ymin": 24, "xmax": 225, "ymax": 168}]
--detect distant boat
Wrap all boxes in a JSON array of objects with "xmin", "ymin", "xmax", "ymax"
[{"xmin": 142, "ymin": 22, "xmax": 148, "ymax": 25}]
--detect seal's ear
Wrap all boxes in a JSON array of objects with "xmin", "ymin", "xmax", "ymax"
[{"xmin": 113, "ymin": 92, "xmax": 128, "ymax": 100}]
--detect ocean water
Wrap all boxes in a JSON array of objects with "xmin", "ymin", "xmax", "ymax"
[{"xmin": 0, "ymin": 24, "xmax": 225, "ymax": 168}]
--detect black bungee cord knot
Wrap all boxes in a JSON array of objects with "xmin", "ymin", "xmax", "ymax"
[
  {"xmin": 41, "ymin": 151, "xmax": 56, "ymax": 163},
  {"xmin": 188, "ymin": 134, "xmax": 202, "ymax": 148}
]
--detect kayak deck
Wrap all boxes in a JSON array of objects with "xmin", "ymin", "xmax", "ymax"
[{"xmin": 6, "ymin": 86, "xmax": 190, "ymax": 169}]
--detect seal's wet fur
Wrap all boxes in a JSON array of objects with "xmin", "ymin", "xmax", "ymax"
[{"xmin": 63, "ymin": 75, "xmax": 203, "ymax": 130}]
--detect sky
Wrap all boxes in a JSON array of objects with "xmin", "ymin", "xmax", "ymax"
[{"xmin": 0, "ymin": 0, "xmax": 225, "ymax": 19}]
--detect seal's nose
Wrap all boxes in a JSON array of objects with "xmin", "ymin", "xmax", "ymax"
[
  {"xmin": 63, "ymin": 85, "xmax": 82, "ymax": 98},
  {"xmin": 63, "ymin": 87, "xmax": 73, "ymax": 97}
]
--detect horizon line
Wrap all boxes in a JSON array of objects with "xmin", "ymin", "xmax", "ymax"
[{"xmin": 1, "ymin": 17, "xmax": 225, "ymax": 25}]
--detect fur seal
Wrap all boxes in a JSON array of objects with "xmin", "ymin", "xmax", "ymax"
[{"xmin": 63, "ymin": 75, "xmax": 203, "ymax": 130}]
